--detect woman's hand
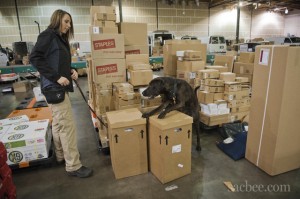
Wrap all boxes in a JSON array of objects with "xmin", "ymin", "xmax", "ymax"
[
  {"xmin": 57, "ymin": 76, "xmax": 70, "ymax": 86},
  {"xmin": 71, "ymin": 69, "xmax": 78, "ymax": 80}
]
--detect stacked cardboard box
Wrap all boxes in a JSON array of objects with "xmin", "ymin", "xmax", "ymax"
[
  {"xmin": 163, "ymin": 40, "xmax": 207, "ymax": 77},
  {"xmin": 113, "ymin": 82, "xmax": 141, "ymax": 110},
  {"xmin": 233, "ymin": 52, "xmax": 255, "ymax": 85},
  {"xmin": 118, "ymin": 22, "xmax": 149, "ymax": 55},
  {"xmin": 126, "ymin": 54, "xmax": 153, "ymax": 86},
  {"xmin": 176, "ymin": 50, "xmax": 206, "ymax": 88},
  {"xmin": 197, "ymin": 69, "xmax": 229, "ymax": 126},
  {"xmin": 197, "ymin": 70, "xmax": 251, "ymax": 126},
  {"xmin": 246, "ymin": 46, "xmax": 300, "ymax": 176}
]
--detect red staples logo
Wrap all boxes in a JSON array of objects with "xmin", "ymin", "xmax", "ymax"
[
  {"xmin": 125, "ymin": 50, "xmax": 141, "ymax": 55},
  {"xmin": 93, "ymin": 39, "xmax": 116, "ymax": 50},
  {"xmin": 96, "ymin": 64, "xmax": 118, "ymax": 75}
]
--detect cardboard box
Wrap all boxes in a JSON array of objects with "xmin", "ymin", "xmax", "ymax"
[
  {"xmin": 223, "ymin": 90, "xmax": 250, "ymax": 101},
  {"xmin": 0, "ymin": 115, "xmax": 29, "ymax": 126},
  {"xmin": 125, "ymin": 45, "xmax": 149, "ymax": 55},
  {"xmin": 94, "ymin": 13, "xmax": 116, "ymax": 21},
  {"xmin": 92, "ymin": 58, "xmax": 126, "ymax": 84},
  {"xmin": 204, "ymin": 79, "xmax": 225, "ymax": 87},
  {"xmin": 7, "ymin": 108, "xmax": 53, "ymax": 123},
  {"xmin": 246, "ymin": 46, "xmax": 300, "ymax": 176},
  {"xmin": 214, "ymin": 55, "xmax": 235, "ymax": 72},
  {"xmin": 13, "ymin": 80, "xmax": 31, "ymax": 92},
  {"xmin": 128, "ymin": 63, "xmax": 151, "ymax": 70},
  {"xmin": 224, "ymin": 82, "xmax": 242, "ymax": 92},
  {"xmin": 177, "ymin": 60, "xmax": 205, "ymax": 72},
  {"xmin": 149, "ymin": 111, "xmax": 193, "ymax": 184},
  {"xmin": 129, "ymin": 70, "xmax": 153, "ymax": 86},
  {"xmin": 205, "ymin": 65, "xmax": 229, "ymax": 73},
  {"xmin": 219, "ymin": 72, "xmax": 236, "ymax": 82},
  {"xmin": 113, "ymin": 82, "xmax": 133, "ymax": 94},
  {"xmin": 89, "ymin": 26, "xmax": 118, "ymax": 34},
  {"xmin": 93, "ymin": 20, "xmax": 116, "ymax": 27},
  {"xmin": 90, "ymin": 34, "xmax": 124, "ymax": 59},
  {"xmin": 183, "ymin": 50, "xmax": 202, "ymax": 60},
  {"xmin": 233, "ymin": 62, "xmax": 254, "ymax": 74},
  {"xmin": 229, "ymin": 111, "xmax": 249, "ymax": 122},
  {"xmin": 95, "ymin": 89, "xmax": 114, "ymax": 114},
  {"xmin": 236, "ymin": 74, "xmax": 253, "ymax": 85},
  {"xmin": 163, "ymin": 40, "xmax": 207, "ymax": 76},
  {"xmin": 118, "ymin": 22, "xmax": 148, "ymax": 46},
  {"xmin": 197, "ymin": 69, "xmax": 219, "ymax": 79},
  {"xmin": 2, "ymin": 119, "xmax": 52, "ymax": 165},
  {"xmin": 176, "ymin": 71, "xmax": 196, "ymax": 80},
  {"xmin": 239, "ymin": 52, "xmax": 255, "ymax": 63},
  {"xmin": 106, "ymin": 108, "xmax": 147, "ymax": 179},
  {"xmin": 204, "ymin": 86, "xmax": 224, "ymax": 93},
  {"xmin": 90, "ymin": 6, "xmax": 116, "ymax": 16},
  {"xmin": 199, "ymin": 112, "xmax": 229, "ymax": 126},
  {"xmin": 126, "ymin": 54, "xmax": 149, "ymax": 68}
]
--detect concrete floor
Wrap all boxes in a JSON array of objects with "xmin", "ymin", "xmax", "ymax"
[{"xmin": 0, "ymin": 75, "xmax": 299, "ymax": 199}]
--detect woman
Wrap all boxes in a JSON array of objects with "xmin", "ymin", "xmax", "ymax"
[{"xmin": 30, "ymin": 9, "xmax": 93, "ymax": 178}]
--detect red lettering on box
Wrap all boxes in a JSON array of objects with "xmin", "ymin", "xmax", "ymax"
[
  {"xmin": 93, "ymin": 39, "xmax": 116, "ymax": 50},
  {"xmin": 96, "ymin": 64, "xmax": 118, "ymax": 75},
  {"xmin": 125, "ymin": 50, "xmax": 141, "ymax": 55}
]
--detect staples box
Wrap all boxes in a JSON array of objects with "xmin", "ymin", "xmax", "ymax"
[
  {"xmin": 90, "ymin": 34, "xmax": 124, "ymax": 59},
  {"xmin": 106, "ymin": 108, "xmax": 147, "ymax": 179},
  {"xmin": 149, "ymin": 111, "xmax": 193, "ymax": 184},
  {"xmin": 92, "ymin": 58, "xmax": 126, "ymax": 84},
  {"xmin": 125, "ymin": 45, "xmax": 149, "ymax": 55},
  {"xmin": 2, "ymin": 119, "xmax": 52, "ymax": 165}
]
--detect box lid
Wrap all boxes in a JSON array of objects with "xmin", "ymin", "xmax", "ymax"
[
  {"xmin": 149, "ymin": 111, "xmax": 193, "ymax": 130},
  {"xmin": 106, "ymin": 108, "xmax": 146, "ymax": 128}
]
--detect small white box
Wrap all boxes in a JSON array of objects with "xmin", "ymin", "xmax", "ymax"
[
  {"xmin": 1, "ymin": 119, "xmax": 52, "ymax": 165},
  {"xmin": 0, "ymin": 115, "xmax": 29, "ymax": 126}
]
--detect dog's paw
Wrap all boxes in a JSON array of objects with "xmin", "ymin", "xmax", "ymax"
[{"xmin": 158, "ymin": 113, "xmax": 166, "ymax": 119}]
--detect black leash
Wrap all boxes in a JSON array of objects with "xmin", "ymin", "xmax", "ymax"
[{"xmin": 73, "ymin": 79, "xmax": 108, "ymax": 128}]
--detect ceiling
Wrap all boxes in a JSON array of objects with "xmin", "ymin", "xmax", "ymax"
[
  {"xmin": 164, "ymin": 0, "xmax": 300, "ymax": 13},
  {"xmin": 209, "ymin": 0, "xmax": 300, "ymax": 13}
]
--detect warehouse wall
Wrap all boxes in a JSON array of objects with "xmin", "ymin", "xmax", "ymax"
[
  {"xmin": 284, "ymin": 10, "xmax": 300, "ymax": 37},
  {"xmin": 0, "ymin": 0, "xmax": 299, "ymax": 49}
]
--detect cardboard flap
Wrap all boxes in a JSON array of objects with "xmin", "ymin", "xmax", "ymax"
[
  {"xmin": 106, "ymin": 108, "xmax": 146, "ymax": 128},
  {"xmin": 149, "ymin": 111, "xmax": 193, "ymax": 130}
]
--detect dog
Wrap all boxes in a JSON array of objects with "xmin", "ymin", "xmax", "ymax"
[{"xmin": 142, "ymin": 77, "xmax": 201, "ymax": 151}]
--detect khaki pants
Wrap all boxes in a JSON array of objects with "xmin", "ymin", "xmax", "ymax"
[{"xmin": 49, "ymin": 93, "xmax": 82, "ymax": 172}]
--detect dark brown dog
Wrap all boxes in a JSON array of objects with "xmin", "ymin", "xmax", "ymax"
[{"xmin": 142, "ymin": 77, "xmax": 201, "ymax": 151}]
